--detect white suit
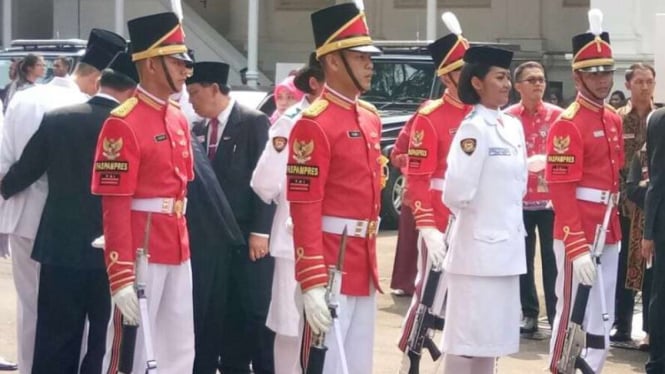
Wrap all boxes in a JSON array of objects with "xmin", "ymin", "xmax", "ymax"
[
  {"xmin": 441, "ymin": 104, "xmax": 527, "ymax": 357},
  {"xmin": 250, "ymin": 97, "xmax": 309, "ymax": 374},
  {"xmin": 0, "ymin": 78, "xmax": 87, "ymax": 373}
]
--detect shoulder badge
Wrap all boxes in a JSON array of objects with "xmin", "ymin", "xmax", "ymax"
[
  {"xmin": 358, "ymin": 99, "xmax": 379, "ymax": 116},
  {"xmin": 418, "ymin": 98, "xmax": 444, "ymax": 116},
  {"xmin": 110, "ymin": 97, "xmax": 138, "ymax": 118},
  {"xmin": 561, "ymin": 102, "xmax": 580, "ymax": 120},
  {"xmin": 169, "ymin": 99, "xmax": 181, "ymax": 109},
  {"xmin": 302, "ymin": 99, "xmax": 329, "ymax": 118}
]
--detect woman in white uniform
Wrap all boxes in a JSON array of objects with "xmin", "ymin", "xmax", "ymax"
[{"xmin": 439, "ymin": 46, "xmax": 528, "ymax": 373}]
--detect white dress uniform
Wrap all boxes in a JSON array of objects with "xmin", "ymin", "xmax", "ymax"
[
  {"xmin": 250, "ymin": 96, "xmax": 310, "ymax": 374},
  {"xmin": 0, "ymin": 78, "xmax": 87, "ymax": 374},
  {"xmin": 441, "ymin": 104, "xmax": 527, "ymax": 357}
]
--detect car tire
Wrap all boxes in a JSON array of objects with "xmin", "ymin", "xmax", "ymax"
[{"xmin": 380, "ymin": 165, "xmax": 404, "ymax": 230}]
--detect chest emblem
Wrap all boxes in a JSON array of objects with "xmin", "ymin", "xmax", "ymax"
[
  {"xmin": 273, "ymin": 136, "xmax": 288, "ymax": 152},
  {"xmin": 102, "ymin": 138, "xmax": 123, "ymax": 160},
  {"xmin": 460, "ymin": 138, "xmax": 476, "ymax": 156},
  {"xmin": 552, "ymin": 135, "xmax": 570, "ymax": 154},
  {"xmin": 293, "ymin": 139, "xmax": 314, "ymax": 164},
  {"xmin": 411, "ymin": 130, "xmax": 424, "ymax": 147}
]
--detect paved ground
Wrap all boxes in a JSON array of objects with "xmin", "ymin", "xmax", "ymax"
[{"xmin": 0, "ymin": 231, "xmax": 649, "ymax": 373}]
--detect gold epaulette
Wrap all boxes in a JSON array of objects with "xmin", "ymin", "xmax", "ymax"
[
  {"xmin": 358, "ymin": 99, "xmax": 379, "ymax": 116},
  {"xmin": 604, "ymin": 103, "xmax": 617, "ymax": 114},
  {"xmin": 561, "ymin": 101, "xmax": 580, "ymax": 120},
  {"xmin": 418, "ymin": 98, "xmax": 444, "ymax": 116},
  {"xmin": 110, "ymin": 97, "xmax": 139, "ymax": 118},
  {"xmin": 169, "ymin": 99, "xmax": 181, "ymax": 109},
  {"xmin": 302, "ymin": 98, "xmax": 329, "ymax": 118}
]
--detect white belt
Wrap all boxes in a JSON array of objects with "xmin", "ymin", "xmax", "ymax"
[
  {"xmin": 430, "ymin": 178, "xmax": 445, "ymax": 191},
  {"xmin": 322, "ymin": 215, "xmax": 380, "ymax": 238},
  {"xmin": 575, "ymin": 187, "xmax": 617, "ymax": 205},
  {"xmin": 131, "ymin": 197, "xmax": 188, "ymax": 217}
]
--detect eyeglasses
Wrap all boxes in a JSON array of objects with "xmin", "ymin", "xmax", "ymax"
[{"xmin": 519, "ymin": 77, "xmax": 546, "ymax": 85}]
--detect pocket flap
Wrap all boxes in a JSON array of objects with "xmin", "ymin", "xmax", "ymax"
[{"xmin": 473, "ymin": 229, "xmax": 510, "ymax": 243}]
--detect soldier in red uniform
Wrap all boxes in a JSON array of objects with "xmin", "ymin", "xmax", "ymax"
[
  {"xmin": 286, "ymin": 2, "xmax": 383, "ymax": 373},
  {"xmin": 90, "ymin": 12, "xmax": 196, "ymax": 374},
  {"xmin": 546, "ymin": 9, "xmax": 623, "ymax": 373},
  {"xmin": 396, "ymin": 11, "xmax": 472, "ymax": 355}
]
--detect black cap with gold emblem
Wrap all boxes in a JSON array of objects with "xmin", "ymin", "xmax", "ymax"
[
  {"xmin": 128, "ymin": 12, "xmax": 191, "ymax": 63},
  {"xmin": 428, "ymin": 12, "xmax": 470, "ymax": 77},
  {"xmin": 571, "ymin": 9, "xmax": 614, "ymax": 72},
  {"xmin": 186, "ymin": 61, "xmax": 230, "ymax": 89},
  {"xmin": 80, "ymin": 29, "xmax": 127, "ymax": 71},
  {"xmin": 310, "ymin": 1, "xmax": 380, "ymax": 59}
]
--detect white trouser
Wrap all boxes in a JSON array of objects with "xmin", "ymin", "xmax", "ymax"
[
  {"xmin": 438, "ymin": 354, "xmax": 497, "ymax": 374},
  {"xmin": 322, "ymin": 291, "xmax": 376, "ymax": 374},
  {"xmin": 549, "ymin": 241, "xmax": 618, "ymax": 373},
  {"xmin": 9, "ymin": 235, "xmax": 39, "ymax": 374},
  {"xmin": 103, "ymin": 261, "xmax": 195, "ymax": 374},
  {"xmin": 268, "ymin": 258, "xmax": 303, "ymax": 374}
]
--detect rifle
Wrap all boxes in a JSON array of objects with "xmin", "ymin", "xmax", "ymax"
[
  {"xmin": 400, "ymin": 216, "xmax": 454, "ymax": 374},
  {"xmin": 118, "ymin": 213, "xmax": 157, "ymax": 374},
  {"xmin": 557, "ymin": 192, "xmax": 617, "ymax": 374},
  {"xmin": 306, "ymin": 227, "xmax": 349, "ymax": 374}
]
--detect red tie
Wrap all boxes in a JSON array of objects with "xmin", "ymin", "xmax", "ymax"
[{"xmin": 208, "ymin": 118, "xmax": 219, "ymax": 161}]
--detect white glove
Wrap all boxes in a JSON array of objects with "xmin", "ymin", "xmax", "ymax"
[
  {"xmin": 0, "ymin": 234, "xmax": 9, "ymax": 258},
  {"xmin": 91, "ymin": 235, "xmax": 105, "ymax": 249},
  {"xmin": 303, "ymin": 287, "xmax": 332, "ymax": 335},
  {"xmin": 527, "ymin": 154, "xmax": 547, "ymax": 173},
  {"xmin": 285, "ymin": 216, "xmax": 294, "ymax": 235},
  {"xmin": 420, "ymin": 227, "xmax": 446, "ymax": 268},
  {"xmin": 112, "ymin": 285, "xmax": 140, "ymax": 325},
  {"xmin": 573, "ymin": 252, "xmax": 596, "ymax": 286}
]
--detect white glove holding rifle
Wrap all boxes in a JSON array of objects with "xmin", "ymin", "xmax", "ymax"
[
  {"xmin": 419, "ymin": 227, "xmax": 446, "ymax": 268},
  {"xmin": 573, "ymin": 250, "xmax": 596, "ymax": 286},
  {"xmin": 113, "ymin": 284, "xmax": 140, "ymax": 325},
  {"xmin": 303, "ymin": 286, "xmax": 332, "ymax": 335}
]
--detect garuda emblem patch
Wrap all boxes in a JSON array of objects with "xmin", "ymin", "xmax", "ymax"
[
  {"xmin": 293, "ymin": 140, "xmax": 314, "ymax": 164},
  {"xmin": 102, "ymin": 138, "xmax": 123, "ymax": 160},
  {"xmin": 553, "ymin": 135, "xmax": 570, "ymax": 154},
  {"xmin": 411, "ymin": 130, "xmax": 424, "ymax": 147}
]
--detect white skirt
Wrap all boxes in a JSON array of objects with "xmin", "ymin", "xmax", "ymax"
[
  {"xmin": 442, "ymin": 273, "xmax": 521, "ymax": 357},
  {"xmin": 266, "ymin": 257, "xmax": 303, "ymax": 337}
]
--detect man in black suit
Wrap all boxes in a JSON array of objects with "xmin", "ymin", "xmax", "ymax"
[
  {"xmin": 0, "ymin": 53, "xmax": 138, "ymax": 374},
  {"xmin": 644, "ymin": 107, "xmax": 665, "ymax": 373},
  {"xmin": 187, "ymin": 62, "xmax": 276, "ymax": 374}
]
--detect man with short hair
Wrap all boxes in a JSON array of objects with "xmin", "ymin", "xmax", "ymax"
[
  {"xmin": 186, "ymin": 61, "xmax": 275, "ymax": 374},
  {"xmin": 52, "ymin": 56, "xmax": 72, "ymax": 78},
  {"xmin": 0, "ymin": 52, "xmax": 138, "ymax": 373},
  {"xmin": 287, "ymin": 3, "xmax": 383, "ymax": 373},
  {"xmin": 546, "ymin": 11, "xmax": 623, "ymax": 373},
  {"xmin": 612, "ymin": 63, "xmax": 657, "ymax": 344},
  {"xmin": 91, "ymin": 13, "xmax": 196, "ymax": 374},
  {"xmin": 0, "ymin": 28, "xmax": 125, "ymax": 374},
  {"xmin": 506, "ymin": 61, "xmax": 561, "ymax": 334}
]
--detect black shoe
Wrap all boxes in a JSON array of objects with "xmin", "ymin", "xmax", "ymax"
[
  {"xmin": 520, "ymin": 316, "xmax": 538, "ymax": 334},
  {"xmin": 610, "ymin": 331, "xmax": 632, "ymax": 342},
  {"xmin": 0, "ymin": 356, "xmax": 17, "ymax": 371}
]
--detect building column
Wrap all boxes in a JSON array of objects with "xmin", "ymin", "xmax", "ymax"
[
  {"xmin": 245, "ymin": 0, "xmax": 259, "ymax": 86},
  {"xmin": 655, "ymin": 13, "xmax": 665, "ymax": 103},
  {"xmin": 2, "ymin": 0, "xmax": 11, "ymax": 48},
  {"xmin": 53, "ymin": 0, "xmax": 80, "ymax": 37},
  {"xmin": 426, "ymin": 0, "xmax": 436, "ymax": 40},
  {"xmin": 114, "ymin": 0, "xmax": 124, "ymax": 36}
]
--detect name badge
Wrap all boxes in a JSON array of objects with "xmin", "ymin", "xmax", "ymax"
[
  {"xmin": 593, "ymin": 130, "xmax": 604, "ymax": 138},
  {"xmin": 154, "ymin": 134, "xmax": 168, "ymax": 142},
  {"xmin": 348, "ymin": 131, "xmax": 361, "ymax": 138},
  {"xmin": 489, "ymin": 147, "xmax": 511, "ymax": 156},
  {"xmin": 623, "ymin": 133, "xmax": 636, "ymax": 139}
]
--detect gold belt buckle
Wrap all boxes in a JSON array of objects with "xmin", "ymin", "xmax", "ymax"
[
  {"xmin": 173, "ymin": 199, "xmax": 184, "ymax": 218},
  {"xmin": 367, "ymin": 220, "xmax": 378, "ymax": 238}
]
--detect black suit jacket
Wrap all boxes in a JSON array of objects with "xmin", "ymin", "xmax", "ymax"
[
  {"xmin": 206, "ymin": 102, "xmax": 275, "ymax": 235},
  {"xmin": 0, "ymin": 96, "xmax": 116, "ymax": 268},
  {"xmin": 644, "ymin": 108, "xmax": 665, "ymax": 242}
]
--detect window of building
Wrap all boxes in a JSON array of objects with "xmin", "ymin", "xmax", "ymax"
[
  {"xmin": 275, "ymin": 0, "xmax": 335, "ymax": 10},
  {"xmin": 563, "ymin": 0, "xmax": 590, "ymax": 6},
  {"xmin": 395, "ymin": 0, "xmax": 491, "ymax": 8}
]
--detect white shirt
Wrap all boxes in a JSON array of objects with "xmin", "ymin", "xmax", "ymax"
[
  {"xmin": 95, "ymin": 92, "xmax": 120, "ymax": 104},
  {"xmin": 0, "ymin": 77, "xmax": 87, "ymax": 239},
  {"xmin": 207, "ymin": 98, "xmax": 235, "ymax": 153}
]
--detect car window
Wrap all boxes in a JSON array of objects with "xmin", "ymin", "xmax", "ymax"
[{"xmin": 363, "ymin": 60, "xmax": 434, "ymax": 105}]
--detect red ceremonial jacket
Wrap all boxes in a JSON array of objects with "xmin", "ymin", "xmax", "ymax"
[
  {"xmin": 91, "ymin": 87, "xmax": 194, "ymax": 293},
  {"xmin": 405, "ymin": 92, "xmax": 471, "ymax": 229},
  {"xmin": 287, "ymin": 87, "xmax": 383, "ymax": 296},
  {"xmin": 545, "ymin": 94, "xmax": 623, "ymax": 259}
]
